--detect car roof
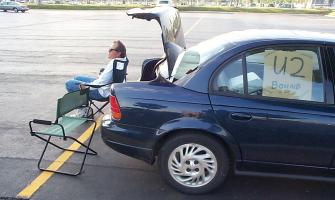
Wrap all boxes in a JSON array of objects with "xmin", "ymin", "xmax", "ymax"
[
  {"xmin": 210, "ymin": 29, "xmax": 335, "ymax": 48},
  {"xmin": 187, "ymin": 29, "xmax": 335, "ymax": 69}
]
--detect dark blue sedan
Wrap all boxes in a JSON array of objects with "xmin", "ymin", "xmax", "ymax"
[{"xmin": 101, "ymin": 7, "xmax": 335, "ymax": 194}]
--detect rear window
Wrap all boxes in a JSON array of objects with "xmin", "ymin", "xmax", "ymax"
[
  {"xmin": 170, "ymin": 36, "xmax": 235, "ymax": 81},
  {"xmin": 171, "ymin": 50, "xmax": 200, "ymax": 80}
]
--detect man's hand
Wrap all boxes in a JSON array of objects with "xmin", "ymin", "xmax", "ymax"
[{"xmin": 79, "ymin": 84, "xmax": 88, "ymax": 90}]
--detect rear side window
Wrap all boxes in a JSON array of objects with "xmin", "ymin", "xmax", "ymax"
[
  {"xmin": 212, "ymin": 46, "xmax": 325, "ymax": 103},
  {"xmin": 246, "ymin": 47, "xmax": 324, "ymax": 102},
  {"xmin": 212, "ymin": 57, "xmax": 244, "ymax": 95}
]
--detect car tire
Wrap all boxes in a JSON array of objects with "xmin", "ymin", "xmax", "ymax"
[
  {"xmin": 158, "ymin": 132, "xmax": 229, "ymax": 194},
  {"xmin": 4, "ymin": 10, "xmax": 7, "ymax": 12},
  {"xmin": 22, "ymin": 10, "xmax": 25, "ymax": 13},
  {"xmin": 14, "ymin": 8, "xmax": 18, "ymax": 13}
]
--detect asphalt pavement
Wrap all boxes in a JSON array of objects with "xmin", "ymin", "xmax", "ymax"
[{"xmin": 0, "ymin": 9, "xmax": 335, "ymax": 200}]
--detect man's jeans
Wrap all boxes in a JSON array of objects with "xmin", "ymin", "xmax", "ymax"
[{"xmin": 65, "ymin": 75, "xmax": 105, "ymax": 101}]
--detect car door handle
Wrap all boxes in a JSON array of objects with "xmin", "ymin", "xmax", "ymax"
[{"xmin": 231, "ymin": 113, "xmax": 252, "ymax": 121}]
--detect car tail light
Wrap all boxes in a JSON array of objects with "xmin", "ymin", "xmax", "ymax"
[{"xmin": 109, "ymin": 95, "xmax": 121, "ymax": 120}]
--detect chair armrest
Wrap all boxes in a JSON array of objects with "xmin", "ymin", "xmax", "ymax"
[
  {"xmin": 29, "ymin": 119, "xmax": 66, "ymax": 139},
  {"xmin": 29, "ymin": 119, "xmax": 53, "ymax": 136},
  {"xmin": 32, "ymin": 119, "xmax": 52, "ymax": 125},
  {"xmin": 83, "ymin": 82, "xmax": 112, "ymax": 88},
  {"xmin": 99, "ymin": 68, "xmax": 105, "ymax": 75}
]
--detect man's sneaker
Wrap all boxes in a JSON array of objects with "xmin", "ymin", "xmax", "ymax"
[{"xmin": 75, "ymin": 107, "xmax": 89, "ymax": 118}]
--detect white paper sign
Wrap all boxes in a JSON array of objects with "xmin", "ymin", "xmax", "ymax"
[
  {"xmin": 116, "ymin": 62, "xmax": 124, "ymax": 70},
  {"xmin": 262, "ymin": 50, "xmax": 315, "ymax": 101}
]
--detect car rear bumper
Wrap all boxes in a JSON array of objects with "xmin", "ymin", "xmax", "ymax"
[{"xmin": 101, "ymin": 115, "xmax": 157, "ymax": 164}]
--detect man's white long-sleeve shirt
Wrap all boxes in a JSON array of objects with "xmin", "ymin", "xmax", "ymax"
[{"xmin": 90, "ymin": 57, "xmax": 128, "ymax": 98}]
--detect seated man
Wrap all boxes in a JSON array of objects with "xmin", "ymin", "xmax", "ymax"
[{"xmin": 65, "ymin": 40, "xmax": 127, "ymax": 101}]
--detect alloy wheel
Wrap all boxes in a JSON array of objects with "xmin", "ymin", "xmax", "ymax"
[{"xmin": 168, "ymin": 143, "xmax": 217, "ymax": 188}]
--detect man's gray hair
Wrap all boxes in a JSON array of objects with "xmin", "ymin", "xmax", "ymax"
[{"xmin": 114, "ymin": 40, "xmax": 127, "ymax": 58}]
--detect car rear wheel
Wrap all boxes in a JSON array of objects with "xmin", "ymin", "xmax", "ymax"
[
  {"xmin": 158, "ymin": 132, "xmax": 229, "ymax": 194},
  {"xmin": 4, "ymin": 10, "xmax": 7, "ymax": 12},
  {"xmin": 22, "ymin": 10, "xmax": 25, "ymax": 13},
  {"xmin": 14, "ymin": 8, "xmax": 18, "ymax": 12}
]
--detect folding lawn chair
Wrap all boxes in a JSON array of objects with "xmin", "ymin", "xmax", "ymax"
[
  {"xmin": 29, "ymin": 88, "xmax": 97, "ymax": 176},
  {"xmin": 85, "ymin": 57, "xmax": 129, "ymax": 117}
]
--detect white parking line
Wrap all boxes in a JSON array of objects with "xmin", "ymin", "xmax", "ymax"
[{"xmin": 184, "ymin": 15, "xmax": 204, "ymax": 36}]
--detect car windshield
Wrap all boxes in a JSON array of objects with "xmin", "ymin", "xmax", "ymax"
[{"xmin": 170, "ymin": 34, "xmax": 235, "ymax": 81}]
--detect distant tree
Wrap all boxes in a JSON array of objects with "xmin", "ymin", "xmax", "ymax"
[{"xmin": 230, "ymin": 0, "xmax": 239, "ymax": 6}]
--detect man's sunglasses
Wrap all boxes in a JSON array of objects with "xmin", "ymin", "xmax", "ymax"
[{"xmin": 109, "ymin": 48, "xmax": 120, "ymax": 52}]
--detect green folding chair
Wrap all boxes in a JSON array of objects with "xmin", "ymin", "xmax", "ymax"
[{"xmin": 29, "ymin": 88, "xmax": 97, "ymax": 176}]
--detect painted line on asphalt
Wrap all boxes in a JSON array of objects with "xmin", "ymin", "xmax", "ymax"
[
  {"xmin": 17, "ymin": 116, "xmax": 102, "ymax": 199},
  {"xmin": 184, "ymin": 15, "xmax": 204, "ymax": 36}
]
